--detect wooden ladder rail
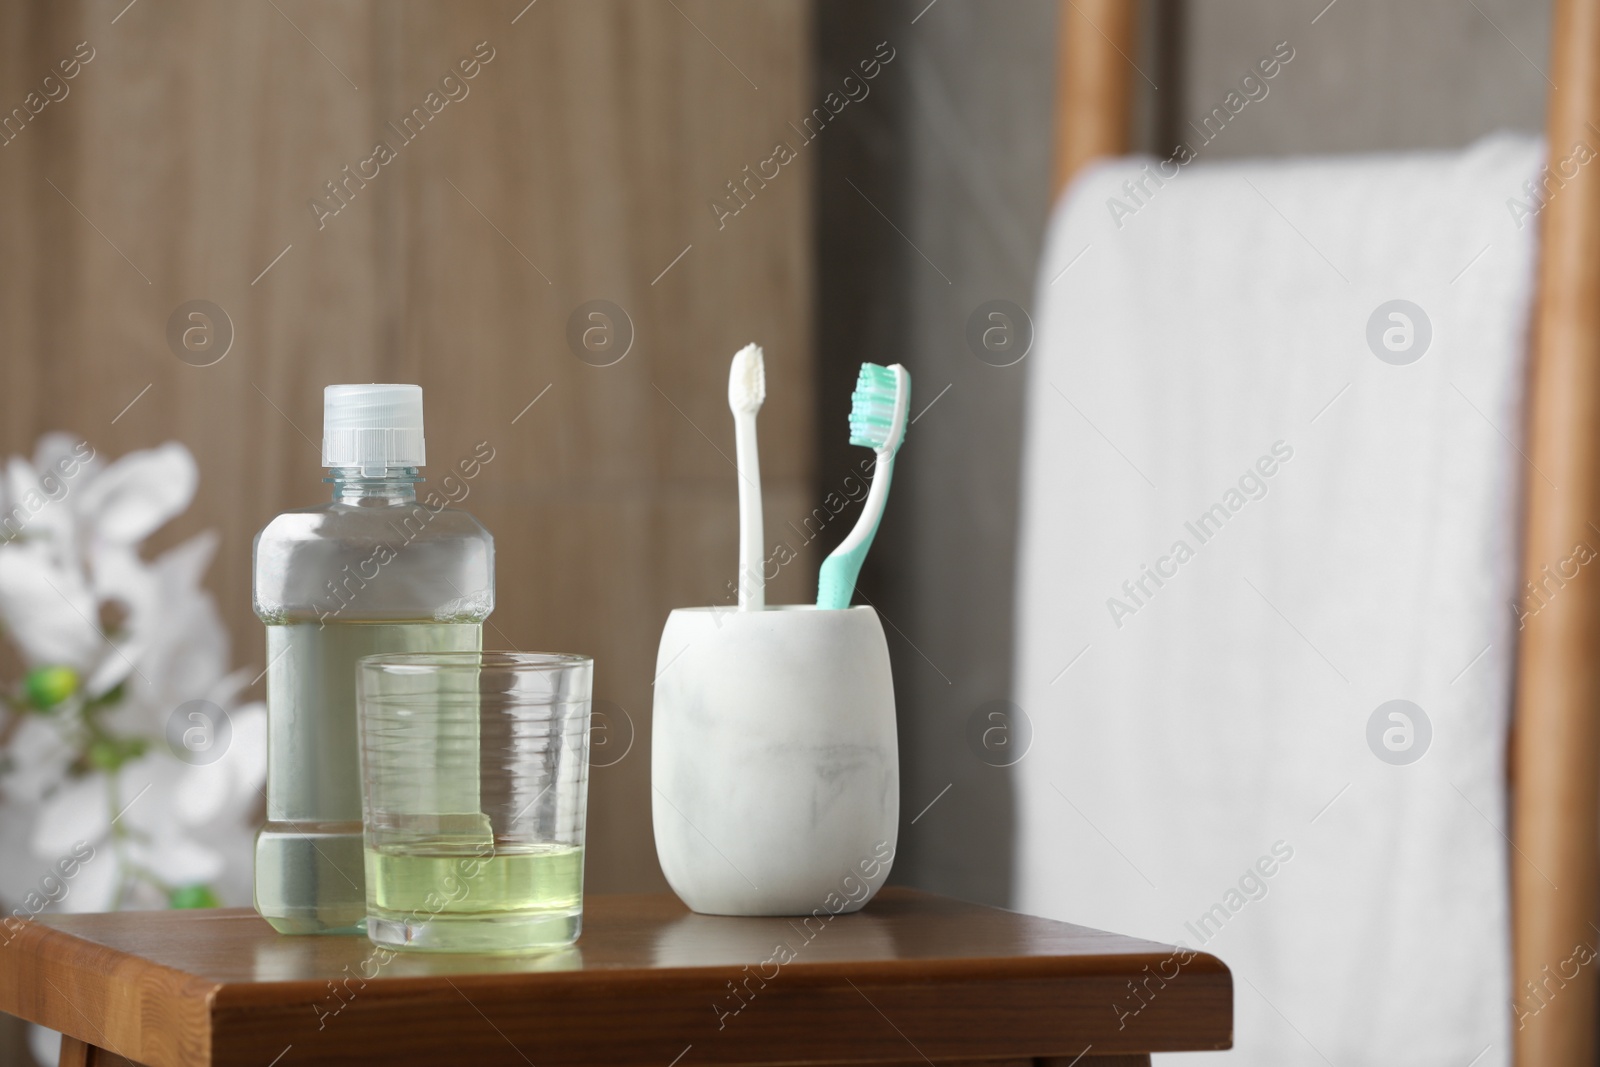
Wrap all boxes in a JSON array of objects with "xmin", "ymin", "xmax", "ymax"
[
  {"xmin": 1050, "ymin": 0, "xmax": 1139, "ymax": 201},
  {"xmin": 1514, "ymin": 0, "xmax": 1600, "ymax": 1063},
  {"xmin": 1049, "ymin": 1, "xmax": 1600, "ymax": 1064}
]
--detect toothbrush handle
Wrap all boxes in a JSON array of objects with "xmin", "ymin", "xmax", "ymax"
[
  {"xmin": 816, "ymin": 451, "xmax": 895, "ymax": 610},
  {"xmin": 735, "ymin": 415, "xmax": 764, "ymax": 610},
  {"xmin": 816, "ymin": 551, "xmax": 865, "ymax": 611}
]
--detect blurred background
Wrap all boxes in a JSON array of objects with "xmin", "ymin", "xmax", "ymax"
[
  {"xmin": 820, "ymin": 0, "xmax": 1549, "ymax": 908},
  {"xmin": 0, "ymin": 0, "xmax": 1558, "ymax": 1062}
]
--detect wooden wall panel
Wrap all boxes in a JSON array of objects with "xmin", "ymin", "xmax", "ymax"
[{"xmin": 0, "ymin": 0, "xmax": 815, "ymax": 905}]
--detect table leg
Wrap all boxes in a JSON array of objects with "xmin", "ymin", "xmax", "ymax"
[{"xmin": 57, "ymin": 1036, "xmax": 141, "ymax": 1067}]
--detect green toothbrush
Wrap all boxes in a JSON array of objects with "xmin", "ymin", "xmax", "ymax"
[{"xmin": 817, "ymin": 362, "xmax": 911, "ymax": 610}]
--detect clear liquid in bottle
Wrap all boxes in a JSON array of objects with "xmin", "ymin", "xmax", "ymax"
[{"xmin": 251, "ymin": 384, "xmax": 494, "ymax": 934}]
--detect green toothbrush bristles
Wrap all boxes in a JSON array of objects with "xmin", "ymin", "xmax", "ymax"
[
  {"xmin": 847, "ymin": 363, "xmax": 905, "ymax": 450},
  {"xmin": 818, "ymin": 361, "xmax": 909, "ymax": 609}
]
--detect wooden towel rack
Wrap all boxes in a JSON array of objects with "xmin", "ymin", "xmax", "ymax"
[{"xmin": 1051, "ymin": 2, "xmax": 1600, "ymax": 1064}]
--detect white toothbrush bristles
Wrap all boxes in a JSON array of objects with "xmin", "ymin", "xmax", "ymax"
[{"xmin": 729, "ymin": 343, "xmax": 766, "ymax": 414}]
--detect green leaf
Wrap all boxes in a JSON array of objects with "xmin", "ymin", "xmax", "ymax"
[
  {"xmin": 85, "ymin": 680, "xmax": 126, "ymax": 709},
  {"xmin": 87, "ymin": 736, "xmax": 148, "ymax": 772},
  {"xmin": 87, "ymin": 739, "xmax": 121, "ymax": 771},
  {"xmin": 168, "ymin": 885, "xmax": 220, "ymax": 910}
]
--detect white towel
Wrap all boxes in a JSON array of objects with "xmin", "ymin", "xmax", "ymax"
[{"xmin": 1013, "ymin": 134, "xmax": 1541, "ymax": 1067}]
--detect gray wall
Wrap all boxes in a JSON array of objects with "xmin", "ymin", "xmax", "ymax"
[{"xmin": 816, "ymin": 0, "xmax": 1549, "ymax": 907}]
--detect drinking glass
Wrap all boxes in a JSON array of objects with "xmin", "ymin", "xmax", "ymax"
[{"xmin": 357, "ymin": 651, "xmax": 591, "ymax": 952}]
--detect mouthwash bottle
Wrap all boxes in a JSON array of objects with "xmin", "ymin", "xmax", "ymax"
[{"xmin": 253, "ymin": 384, "xmax": 494, "ymax": 934}]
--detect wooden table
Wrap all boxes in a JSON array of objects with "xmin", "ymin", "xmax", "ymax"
[{"xmin": 0, "ymin": 888, "xmax": 1231, "ymax": 1066}]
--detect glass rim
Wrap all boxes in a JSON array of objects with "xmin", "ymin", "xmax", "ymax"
[{"xmin": 358, "ymin": 651, "xmax": 591, "ymax": 674}]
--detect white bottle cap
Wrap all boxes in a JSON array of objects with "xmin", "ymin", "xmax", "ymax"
[{"xmin": 322, "ymin": 384, "xmax": 426, "ymax": 469}]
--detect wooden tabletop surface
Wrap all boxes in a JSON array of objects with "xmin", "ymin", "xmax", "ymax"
[{"xmin": 0, "ymin": 888, "xmax": 1231, "ymax": 1066}]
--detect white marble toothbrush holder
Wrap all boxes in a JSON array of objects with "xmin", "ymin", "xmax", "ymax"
[{"xmin": 651, "ymin": 605, "xmax": 899, "ymax": 916}]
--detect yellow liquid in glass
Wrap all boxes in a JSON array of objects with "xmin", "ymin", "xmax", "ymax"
[{"xmin": 364, "ymin": 840, "xmax": 584, "ymax": 952}]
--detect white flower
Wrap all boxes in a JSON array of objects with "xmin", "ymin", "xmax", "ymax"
[
  {"xmin": 0, "ymin": 437, "xmax": 265, "ymax": 922},
  {"xmin": 0, "ymin": 540, "xmax": 102, "ymax": 671},
  {"xmin": 0, "ymin": 440, "xmax": 199, "ymax": 695}
]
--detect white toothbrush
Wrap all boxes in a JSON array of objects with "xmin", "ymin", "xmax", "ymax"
[{"xmin": 729, "ymin": 343, "xmax": 766, "ymax": 610}]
